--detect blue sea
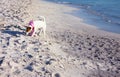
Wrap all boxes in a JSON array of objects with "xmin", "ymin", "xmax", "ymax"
[{"xmin": 47, "ymin": 0, "xmax": 120, "ymax": 34}]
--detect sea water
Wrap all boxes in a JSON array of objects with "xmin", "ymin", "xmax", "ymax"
[{"xmin": 47, "ymin": 0, "xmax": 120, "ymax": 34}]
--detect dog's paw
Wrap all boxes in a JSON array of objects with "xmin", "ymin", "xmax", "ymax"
[{"xmin": 31, "ymin": 34, "xmax": 37, "ymax": 37}]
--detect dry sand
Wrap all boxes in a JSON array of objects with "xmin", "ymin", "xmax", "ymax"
[{"xmin": 0, "ymin": 0, "xmax": 120, "ymax": 77}]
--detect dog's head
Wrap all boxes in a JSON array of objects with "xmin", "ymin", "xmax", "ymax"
[
  {"xmin": 26, "ymin": 26, "xmax": 32, "ymax": 32},
  {"xmin": 25, "ymin": 20, "xmax": 34, "ymax": 36},
  {"xmin": 25, "ymin": 26, "xmax": 33, "ymax": 35}
]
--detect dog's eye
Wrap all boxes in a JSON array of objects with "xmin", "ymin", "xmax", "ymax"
[{"xmin": 26, "ymin": 27, "xmax": 31, "ymax": 32}]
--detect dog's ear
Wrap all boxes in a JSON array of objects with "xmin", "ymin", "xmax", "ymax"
[{"xmin": 26, "ymin": 27, "xmax": 32, "ymax": 32}]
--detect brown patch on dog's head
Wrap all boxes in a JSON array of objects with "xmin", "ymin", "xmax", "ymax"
[{"xmin": 26, "ymin": 27, "xmax": 31, "ymax": 32}]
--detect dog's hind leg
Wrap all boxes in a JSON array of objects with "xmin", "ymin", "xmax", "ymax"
[
  {"xmin": 38, "ymin": 28, "xmax": 42, "ymax": 36},
  {"xmin": 42, "ymin": 28, "xmax": 46, "ymax": 38}
]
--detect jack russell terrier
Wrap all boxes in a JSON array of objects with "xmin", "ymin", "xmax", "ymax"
[{"xmin": 26, "ymin": 16, "xmax": 46, "ymax": 37}]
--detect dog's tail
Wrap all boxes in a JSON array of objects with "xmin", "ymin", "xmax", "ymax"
[{"xmin": 38, "ymin": 16, "xmax": 45, "ymax": 22}]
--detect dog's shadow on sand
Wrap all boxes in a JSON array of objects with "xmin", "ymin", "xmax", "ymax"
[
  {"xmin": 1, "ymin": 26, "xmax": 25, "ymax": 36},
  {"xmin": 2, "ymin": 30, "xmax": 24, "ymax": 36}
]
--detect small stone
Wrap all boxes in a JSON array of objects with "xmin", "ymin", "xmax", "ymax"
[
  {"xmin": 49, "ymin": 43, "xmax": 52, "ymax": 45},
  {"xmin": 45, "ymin": 59, "xmax": 56, "ymax": 65},
  {"xmin": 24, "ymin": 65, "xmax": 33, "ymax": 72},
  {"xmin": 45, "ymin": 70, "xmax": 50, "ymax": 73},
  {"xmin": 82, "ymin": 62, "xmax": 87, "ymax": 65},
  {"xmin": 94, "ymin": 54, "xmax": 98, "ymax": 57},
  {"xmin": 27, "ymin": 54, "xmax": 33, "ymax": 58},
  {"xmin": 46, "ymin": 47, "xmax": 50, "ymax": 50},
  {"xmin": 39, "ymin": 55, "xmax": 42, "ymax": 58},
  {"xmin": 86, "ymin": 37, "xmax": 90, "ymax": 40},
  {"xmin": 25, "ymin": 51, "xmax": 28, "ymax": 53},
  {"xmin": 117, "ymin": 67, "xmax": 120, "ymax": 70},
  {"xmin": 115, "ymin": 70, "xmax": 119, "ymax": 73},
  {"xmin": 78, "ymin": 48, "xmax": 82, "ymax": 50},
  {"xmin": 41, "ymin": 67, "xmax": 45, "ymax": 71},
  {"xmin": 107, "ymin": 69, "xmax": 110, "ymax": 71},
  {"xmin": 88, "ymin": 48, "xmax": 92, "ymax": 50},
  {"xmin": 115, "ymin": 57, "xmax": 120, "ymax": 61},
  {"xmin": 34, "ymin": 48, "xmax": 39, "ymax": 52},
  {"xmin": 45, "ymin": 60, "xmax": 51, "ymax": 65},
  {"xmin": 14, "ymin": 69, "xmax": 21, "ymax": 75},
  {"xmin": 21, "ymin": 45, "xmax": 26, "ymax": 49},
  {"xmin": 92, "ymin": 36, "xmax": 94, "ymax": 38},
  {"xmin": 2, "ymin": 52, "xmax": 7, "ymax": 54},
  {"xmin": 75, "ymin": 44, "xmax": 79, "ymax": 46},
  {"xmin": 0, "ymin": 57, "xmax": 5, "ymax": 66},
  {"xmin": 55, "ymin": 73, "xmax": 60, "ymax": 77},
  {"xmin": 99, "ymin": 44, "xmax": 104, "ymax": 47},
  {"xmin": 3, "ymin": 45, "xmax": 6, "ymax": 48},
  {"xmin": 0, "ymin": 67, "xmax": 3, "ymax": 70},
  {"xmin": 89, "ymin": 43, "xmax": 92, "ymax": 46}
]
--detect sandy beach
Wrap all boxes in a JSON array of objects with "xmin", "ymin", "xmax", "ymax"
[{"xmin": 0, "ymin": 0, "xmax": 120, "ymax": 77}]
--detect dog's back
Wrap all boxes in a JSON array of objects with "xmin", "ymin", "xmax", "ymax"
[{"xmin": 34, "ymin": 16, "xmax": 46, "ymax": 29}]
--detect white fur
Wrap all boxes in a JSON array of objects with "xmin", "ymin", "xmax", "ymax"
[{"xmin": 26, "ymin": 16, "xmax": 46, "ymax": 37}]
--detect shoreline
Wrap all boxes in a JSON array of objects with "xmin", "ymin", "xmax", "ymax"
[
  {"xmin": 42, "ymin": 0, "xmax": 120, "ymax": 39},
  {"xmin": 0, "ymin": 0, "xmax": 120, "ymax": 77},
  {"xmin": 46, "ymin": 1, "xmax": 120, "ymax": 38},
  {"xmin": 45, "ymin": 0, "xmax": 120, "ymax": 34},
  {"xmin": 71, "ymin": 7, "xmax": 120, "ymax": 34}
]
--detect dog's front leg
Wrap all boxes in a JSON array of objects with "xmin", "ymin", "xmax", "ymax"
[
  {"xmin": 31, "ymin": 31, "xmax": 36, "ymax": 37},
  {"xmin": 43, "ymin": 29, "xmax": 46, "ymax": 38},
  {"xmin": 38, "ymin": 28, "xmax": 42, "ymax": 36}
]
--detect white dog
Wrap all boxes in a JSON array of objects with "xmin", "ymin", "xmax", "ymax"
[{"xmin": 26, "ymin": 16, "xmax": 46, "ymax": 37}]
